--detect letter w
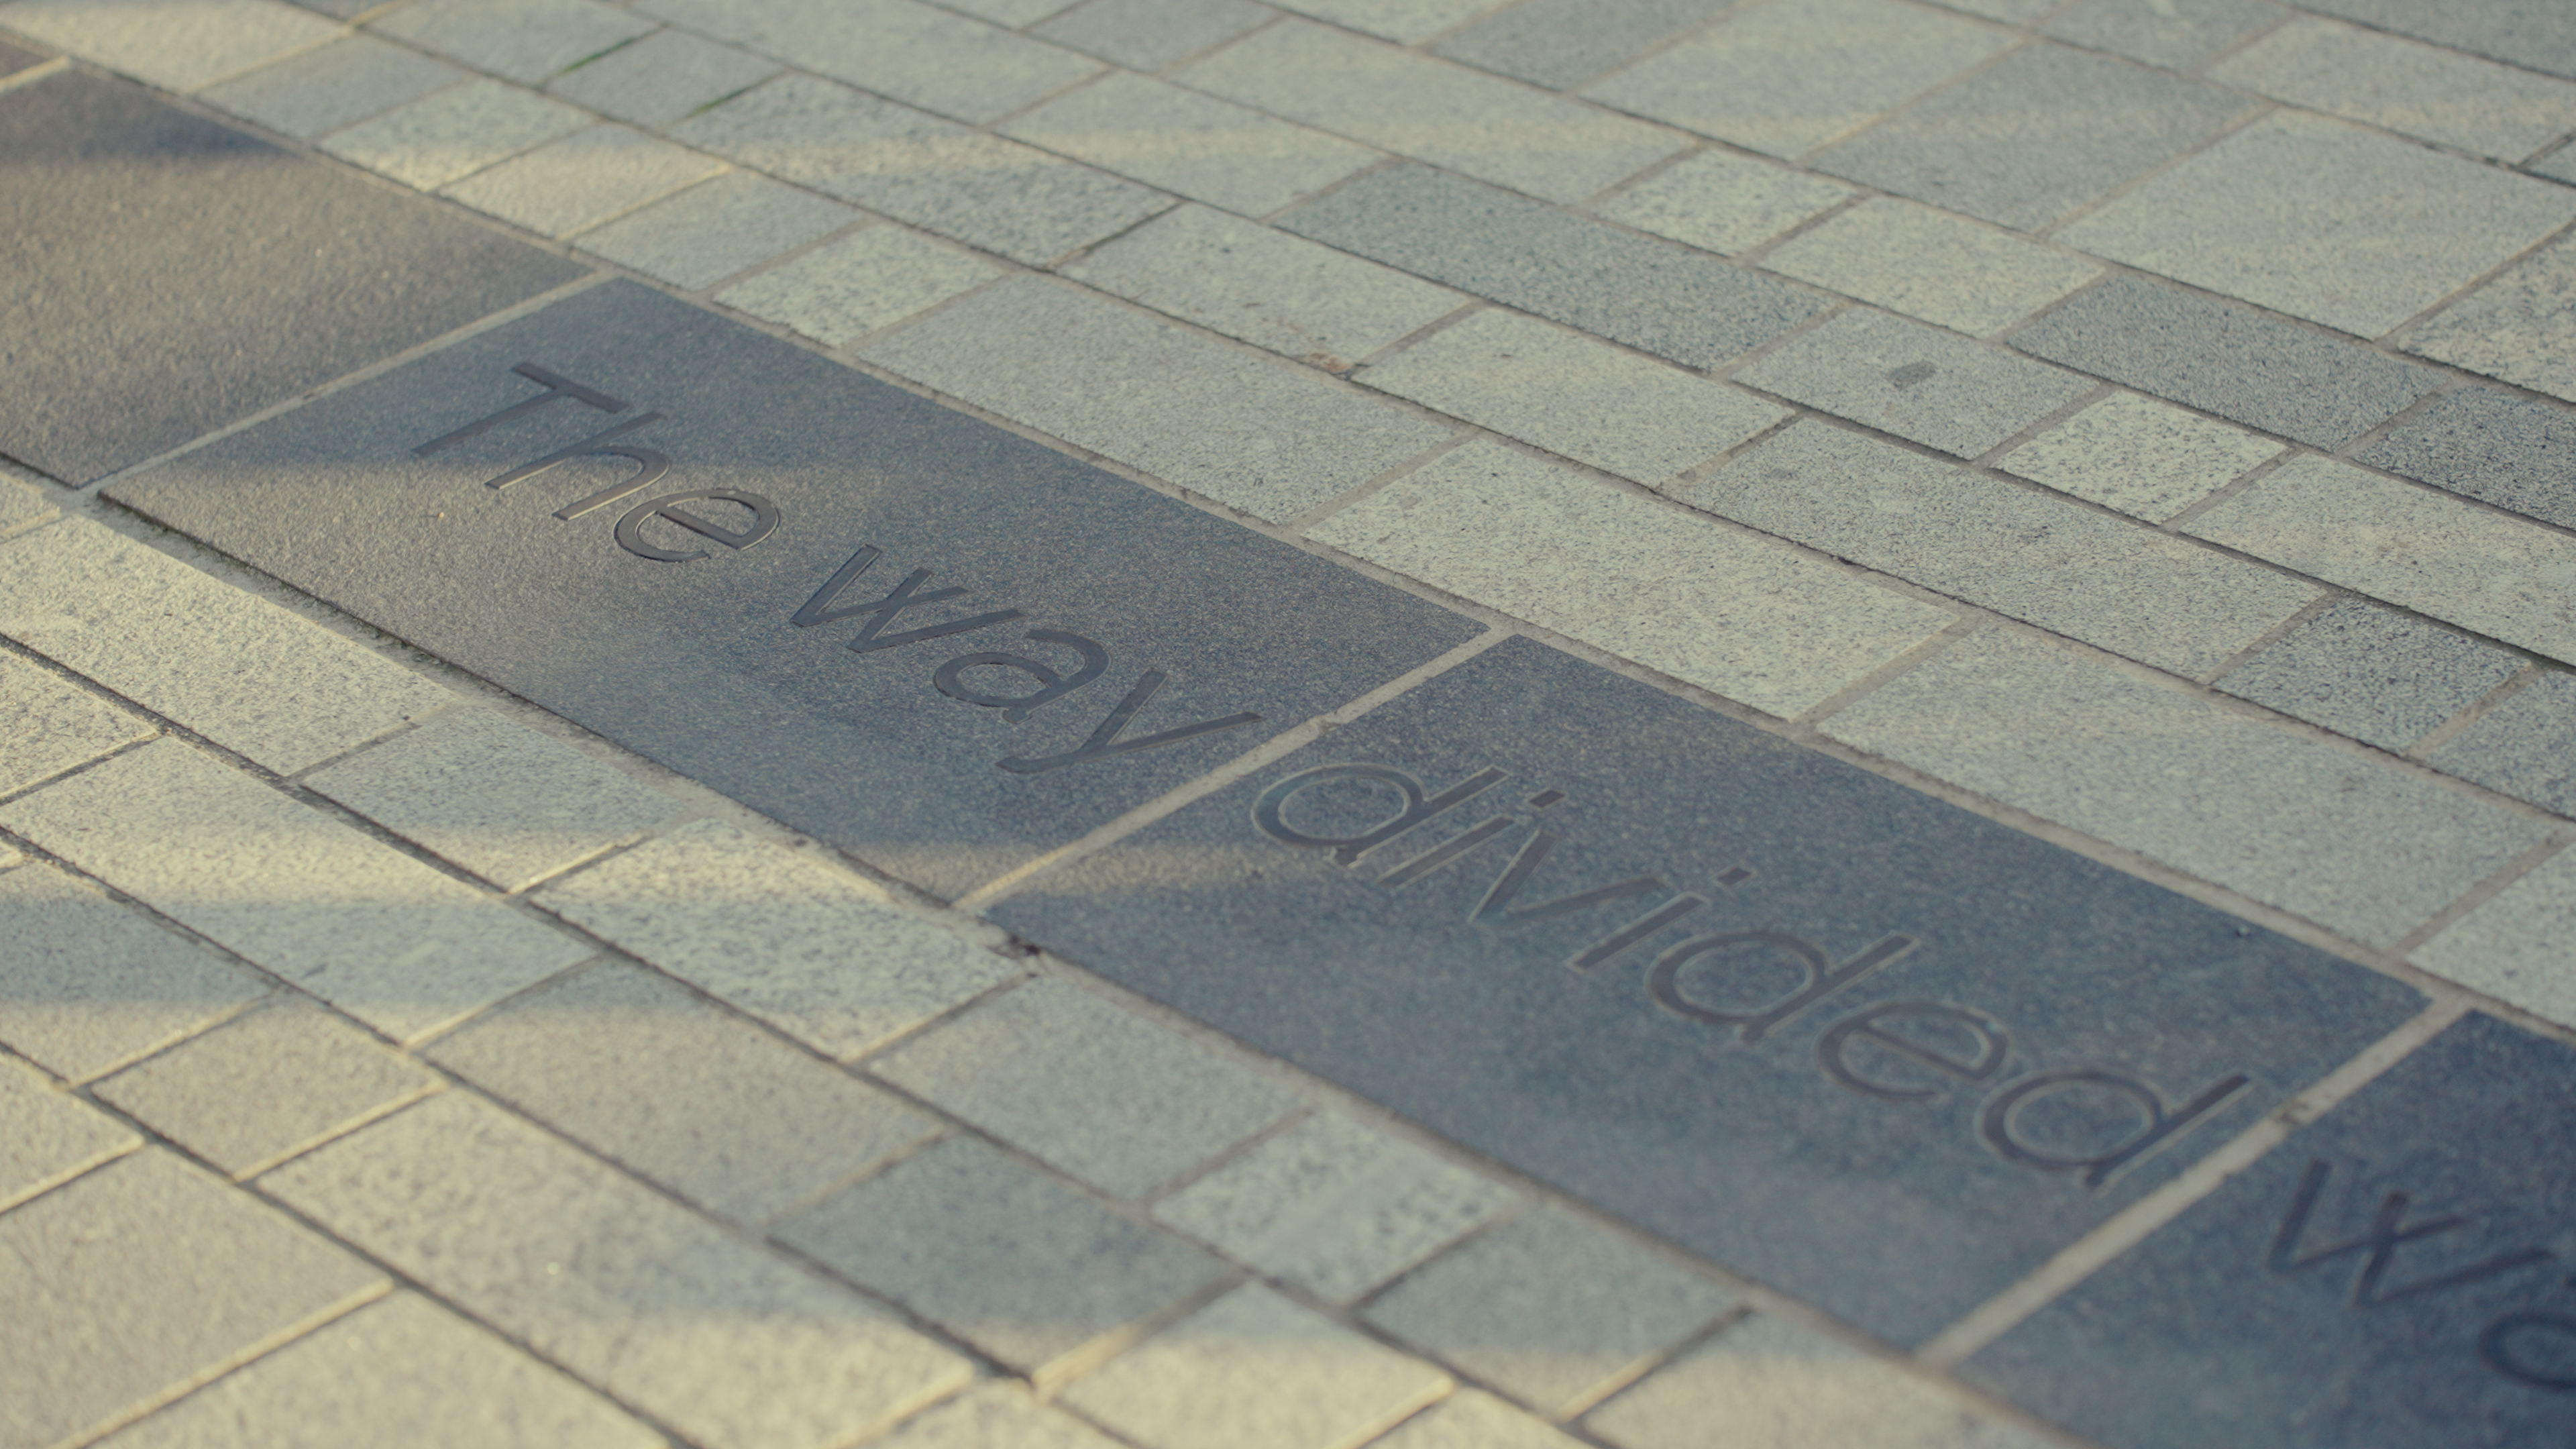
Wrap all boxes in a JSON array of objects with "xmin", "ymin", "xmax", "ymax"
[
  {"xmin": 1468, "ymin": 830, "xmax": 1664, "ymax": 931},
  {"xmin": 2267, "ymin": 1160, "xmax": 2551, "ymax": 1309},
  {"xmin": 792, "ymin": 545, "xmax": 1022, "ymax": 653}
]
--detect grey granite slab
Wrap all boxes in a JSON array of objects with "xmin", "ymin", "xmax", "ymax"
[
  {"xmin": 2538, "ymin": 144, "xmax": 2576, "ymax": 186},
  {"xmin": 2428, "ymin": 672, "xmax": 2576, "ymax": 818},
  {"xmin": 2361, "ymin": 388, "xmax": 2576, "ymax": 531},
  {"xmin": 2040, "ymin": 0, "xmax": 2285, "ymax": 70},
  {"xmin": 0, "ymin": 70, "xmax": 584, "ymax": 486},
  {"xmin": 0, "ymin": 36, "xmax": 48, "ymax": 74},
  {"xmin": 1730, "ymin": 309, "xmax": 2093, "ymax": 458},
  {"xmin": 107, "ymin": 280, "xmax": 1479, "ymax": 900},
  {"xmin": 1433, "ymin": 0, "xmax": 1731, "ymax": 91},
  {"xmin": 987, "ymin": 637, "xmax": 2424, "ymax": 1345},
  {"xmin": 2216, "ymin": 600, "xmax": 2524, "ymax": 752},
  {"xmin": 1277, "ymin": 165, "xmax": 1826, "ymax": 370},
  {"xmin": 1966, "ymin": 1013, "xmax": 2576, "ymax": 1449},
  {"xmin": 2296, "ymin": 0, "xmax": 2576, "ymax": 80},
  {"xmin": 2009, "ymin": 276, "xmax": 2444, "ymax": 448},
  {"xmin": 1813, "ymin": 44, "xmax": 2255, "ymax": 232}
]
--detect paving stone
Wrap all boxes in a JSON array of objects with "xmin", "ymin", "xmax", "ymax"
[
  {"xmin": 2406, "ymin": 231, "xmax": 2576, "ymax": 405},
  {"xmin": 2427, "ymin": 672, "xmax": 2576, "ymax": 817},
  {"xmin": 572, "ymin": 170, "xmax": 855, "ymax": 288},
  {"xmin": 197, "ymin": 36, "xmax": 469, "ymax": 140},
  {"xmin": 2188, "ymin": 456, "xmax": 2576, "ymax": 666},
  {"xmin": 1964, "ymin": 1012, "xmax": 2576, "ymax": 1449},
  {"xmin": 1434, "ymin": 0, "xmax": 1729, "ymax": 90},
  {"xmin": 999, "ymin": 70, "xmax": 1379, "ymax": 218},
  {"xmin": 109, "ymin": 281, "xmax": 1480, "ymax": 897},
  {"xmin": 641, "ymin": 0, "xmax": 1104, "ymax": 124},
  {"xmin": 0, "ymin": 741, "xmax": 591, "ymax": 1043},
  {"xmin": 1059, "ymin": 1285, "xmax": 1452, "ymax": 1449},
  {"xmin": 1678, "ymin": 421, "xmax": 2320, "ymax": 676},
  {"xmin": 862, "ymin": 275, "xmax": 1460, "ymax": 518},
  {"xmin": 2207, "ymin": 17, "xmax": 2576, "ymax": 163},
  {"xmin": 1063, "ymin": 205, "xmax": 1466, "ymax": 374},
  {"xmin": 2008, "ymin": 275, "xmax": 2444, "ymax": 448},
  {"xmin": 2296, "ymin": 0, "xmax": 2576, "ymax": 81},
  {"xmin": 0, "ymin": 1150, "xmax": 385, "ymax": 1449},
  {"xmin": 2039, "ymin": 0, "xmax": 2283, "ymax": 69},
  {"xmin": 2534, "ymin": 142, "xmax": 2576, "ymax": 185},
  {"xmin": 1587, "ymin": 1313, "xmax": 2049, "ymax": 1449},
  {"xmin": 536, "ymin": 822, "xmax": 1019, "ymax": 1061},
  {"xmin": 303, "ymin": 709, "xmax": 678, "ymax": 894},
  {"xmin": 1374, "ymin": 1390, "xmax": 1586, "ymax": 1449},
  {"xmin": 1030, "ymin": 0, "xmax": 1268, "ymax": 70},
  {"xmin": 370, "ymin": 0, "xmax": 653, "ymax": 84},
  {"xmin": 1935, "ymin": 0, "xmax": 2056, "ymax": 17},
  {"xmin": 546, "ymin": 28, "xmax": 778, "ymax": 126},
  {"xmin": 0, "ymin": 0, "xmax": 335, "ymax": 90},
  {"xmin": 2215, "ymin": 600, "xmax": 2523, "ymax": 752},
  {"xmin": 1815, "ymin": 43, "xmax": 2253, "ymax": 233},
  {"xmin": 1996, "ymin": 390, "xmax": 2284, "ymax": 523},
  {"xmin": 0, "ymin": 861, "xmax": 264, "ymax": 1084},
  {"xmin": 0, "ymin": 33, "xmax": 42, "ymax": 72},
  {"xmin": 2361, "ymin": 387, "xmax": 2576, "ymax": 531},
  {"xmin": 938, "ymin": 0, "xmax": 1081, "ymax": 23},
  {"xmin": 1362, "ymin": 1210, "xmax": 1731, "ymax": 1414},
  {"xmin": 1279, "ymin": 165, "xmax": 1827, "ymax": 369},
  {"xmin": 1265, "ymin": 0, "xmax": 1505, "ymax": 42},
  {"xmin": 0, "ymin": 652, "xmax": 152, "ymax": 797},
  {"xmin": 425, "ymin": 961, "xmax": 941, "ymax": 1226},
  {"xmin": 0, "ymin": 1055, "xmax": 138, "ymax": 1212},
  {"xmin": 0, "ymin": 70, "xmax": 585, "ymax": 485},
  {"xmin": 262, "ymin": 1093, "xmax": 974, "ymax": 1449},
  {"xmin": 1733, "ymin": 309, "xmax": 2093, "ymax": 459},
  {"xmin": 1595, "ymin": 148, "xmax": 1858, "ymax": 257},
  {"xmin": 778, "ymin": 1136, "xmax": 1228, "ymax": 1371},
  {"xmin": 0, "ymin": 520, "xmax": 449, "ymax": 773},
  {"xmin": 1175, "ymin": 19, "xmax": 1684, "ymax": 205},
  {"xmin": 443, "ymin": 123, "xmax": 724, "ymax": 239},
  {"xmin": 95, "ymin": 1293, "xmax": 663, "ymax": 1449},
  {"xmin": 2059, "ymin": 111, "xmax": 2576, "ymax": 339},
  {"xmin": 1585, "ymin": 0, "xmax": 2015, "ymax": 159},
  {"xmin": 2412, "ymin": 848, "xmax": 2576, "ymax": 1027},
  {"xmin": 1823, "ymin": 628, "xmax": 2550, "ymax": 945},
  {"xmin": 93, "ymin": 1001, "xmax": 437, "ymax": 1178},
  {"xmin": 715, "ymin": 223, "xmax": 1003, "ymax": 348},
  {"xmin": 1760, "ymin": 199, "xmax": 2101, "ymax": 337},
  {"xmin": 0, "ymin": 472, "xmax": 56, "ymax": 541},
  {"xmin": 1309, "ymin": 440, "xmax": 1953, "ymax": 718},
  {"xmin": 1356, "ymin": 308, "xmax": 1791, "ymax": 485},
  {"xmin": 873, "ymin": 978, "xmax": 1297, "ymax": 1195},
  {"xmin": 875, "ymin": 1383, "xmax": 1129, "ymax": 1449},
  {"xmin": 1154, "ymin": 1112, "xmax": 1515, "ymax": 1304},
  {"xmin": 320, "ymin": 76, "xmax": 593, "ymax": 191},
  {"xmin": 674, "ymin": 73, "xmax": 1169, "ymax": 264}
]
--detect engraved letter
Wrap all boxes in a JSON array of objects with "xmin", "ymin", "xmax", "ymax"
[
  {"xmin": 415, "ymin": 363, "xmax": 627, "ymax": 455},
  {"xmin": 1817, "ymin": 1000, "xmax": 2010, "ymax": 1102},
  {"xmin": 1250, "ymin": 763, "xmax": 1507, "ymax": 865},
  {"xmin": 1470, "ymin": 830, "xmax": 1666, "ymax": 931},
  {"xmin": 613, "ymin": 489, "xmax": 782, "ymax": 562},
  {"xmin": 1980, "ymin": 1068, "xmax": 2250, "ymax": 1189},
  {"xmin": 1568, "ymin": 895, "xmax": 1708, "ymax": 973},
  {"xmin": 488, "ymin": 413, "xmax": 665, "ymax": 495},
  {"xmin": 998, "ymin": 670, "xmax": 1259, "ymax": 775},
  {"xmin": 932, "ymin": 630, "xmax": 1110, "ymax": 721},
  {"xmin": 790, "ymin": 545, "xmax": 1023, "ymax": 651},
  {"xmin": 1646, "ymin": 930, "xmax": 1919, "ymax": 1045},
  {"xmin": 2481, "ymin": 1313, "xmax": 2576, "ymax": 1391},
  {"xmin": 2265, "ymin": 1160, "xmax": 2553, "ymax": 1306}
]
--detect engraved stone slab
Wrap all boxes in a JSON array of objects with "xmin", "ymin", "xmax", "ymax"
[
  {"xmin": 1966, "ymin": 1012, "xmax": 2576, "ymax": 1448},
  {"xmin": 987, "ymin": 638, "xmax": 2424, "ymax": 1344},
  {"xmin": 108, "ymin": 280, "xmax": 1479, "ymax": 898}
]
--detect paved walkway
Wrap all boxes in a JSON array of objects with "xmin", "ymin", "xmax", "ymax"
[{"xmin": 3, "ymin": 0, "xmax": 2575, "ymax": 1446}]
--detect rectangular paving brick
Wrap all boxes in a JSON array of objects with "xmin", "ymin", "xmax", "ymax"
[
  {"xmin": 109, "ymin": 280, "xmax": 1479, "ymax": 899},
  {"xmin": 2406, "ymin": 233, "xmax": 2576, "ymax": 407},
  {"xmin": 1310, "ymin": 441, "xmax": 1953, "ymax": 718},
  {"xmin": 1678, "ymin": 421, "xmax": 2321, "ymax": 677},
  {"xmin": 261, "ymin": 1093, "xmax": 973, "ymax": 1449},
  {"xmin": 1434, "ymin": 0, "xmax": 1729, "ymax": 91},
  {"xmin": 545, "ymin": 30, "xmax": 780, "ymax": 127},
  {"xmin": 718, "ymin": 223, "xmax": 1004, "ymax": 350},
  {"xmin": 2039, "ymin": 0, "xmax": 2284, "ymax": 70},
  {"xmin": 1379, "ymin": 1391, "xmax": 1586, "ymax": 1449},
  {"xmin": 2208, "ymin": 17, "xmax": 2576, "ymax": 163},
  {"xmin": 1966, "ymin": 1013, "xmax": 2576, "ymax": 1449},
  {"xmin": 1356, "ymin": 309, "xmax": 1789, "ymax": 486},
  {"xmin": 1279, "ymin": 164, "xmax": 1826, "ymax": 370},
  {"xmin": 440, "ymin": 123, "xmax": 724, "ymax": 239},
  {"xmin": 370, "ymin": 0, "xmax": 653, "ymax": 85},
  {"xmin": 1030, "ymin": 0, "xmax": 1269, "ymax": 71},
  {"xmin": 1267, "ymin": 0, "xmax": 1507, "ymax": 44},
  {"xmin": 875, "ymin": 1384, "xmax": 1130, "ymax": 1449},
  {"xmin": 0, "ymin": 741, "xmax": 590, "ymax": 1044},
  {"xmin": 1817, "ymin": 44, "xmax": 2254, "ymax": 233},
  {"xmin": 535, "ymin": 822, "xmax": 1019, "ymax": 1060},
  {"xmin": 2188, "ymin": 456, "xmax": 2576, "ymax": 666},
  {"xmin": 0, "ymin": 651, "xmax": 152, "ymax": 797},
  {"xmin": 989, "ymin": 636, "xmax": 2426, "ymax": 1343},
  {"xmin": 2009, "ymin": 275, "xmax": 2444, "ymax": 449},
  {"xmin": 0, "ymin": 0, "xmax": 335, "ymax": 90},
  {"xmin": 0, "ymin": 1150, "xmax": 386, "ymax": 1449},
  {"xmin": 1998, "ymin": 390, "xmax": 2284, "ymax": 523},
  {"xmin": 319, "ymin": 78, "xmax": 593, "ymax": 191},
  {"xmin": 2427, "ymin": 671, "xmax": 2576, "ymax": 818},
  {"xmin": 641, "ymin": 0, "xmax": 1104, "ymax": 123},
  {"xmin": 2296, "ymin": 0, "xmax": 2576, "ymax": 80},
  {"xmin": 0, "ymin": 68, "xmax": 583, "ymax": 485},
  {"xmin": 1177, "ymin": 19, "xmax": 1683, "ymax": 204},
  {"xmin": 425, "ymin": 961, "xmax": 941, "ymax": 1226},
  {"xmin": 2215, "ymin": 599, "xmax": 2523, "ymax": 753},
  {"xmin": 0, "ymin": 471, "xmax": 56, "ymax": 541},
  {"xmin": 2412, "ymin": 849, "xmax": 2576, "ymax": 1027},
  {"xmin": 0, "ymin": 861, "xmax": 264, "ymax": 1085},
  {"xmin": 0, "ymin": 1056, "xmax": 137, "ymax": 1212},
  {"xmin": 2361, "ymin": 388, "xmax": 2576, "ymax": 531},
  {"xmin": 1595, "ymin": 148, "xmax": 1858, "ymax": 258},
  {"xmin": 1824, "ymin": 629, "xmax": 2548, "ymax": 946},
  {"xmin": 0, "ymin": 518, "xmax": 450, "ymax": 774},
  {"xmin": 674, "ymin": 74, "xmax": 1168, "ymax": 266},
  {"xmin": 1758, "ymin": 197, "xmax": 2101, "ymax": 337},
  {"xmin": 197, "ymin": 36, "xmax": 470, "ymax": 140},
  {"xmin": 1734, "ymin": 309, "xmax": 2094, "ymax": 459},
  {"xmin": 573, "ymin": 171, "xmax": 855, "ymax": 290},
  {"xmin": 998, "ymin": 71, "xmax": 1379, "ymax": 219}
]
